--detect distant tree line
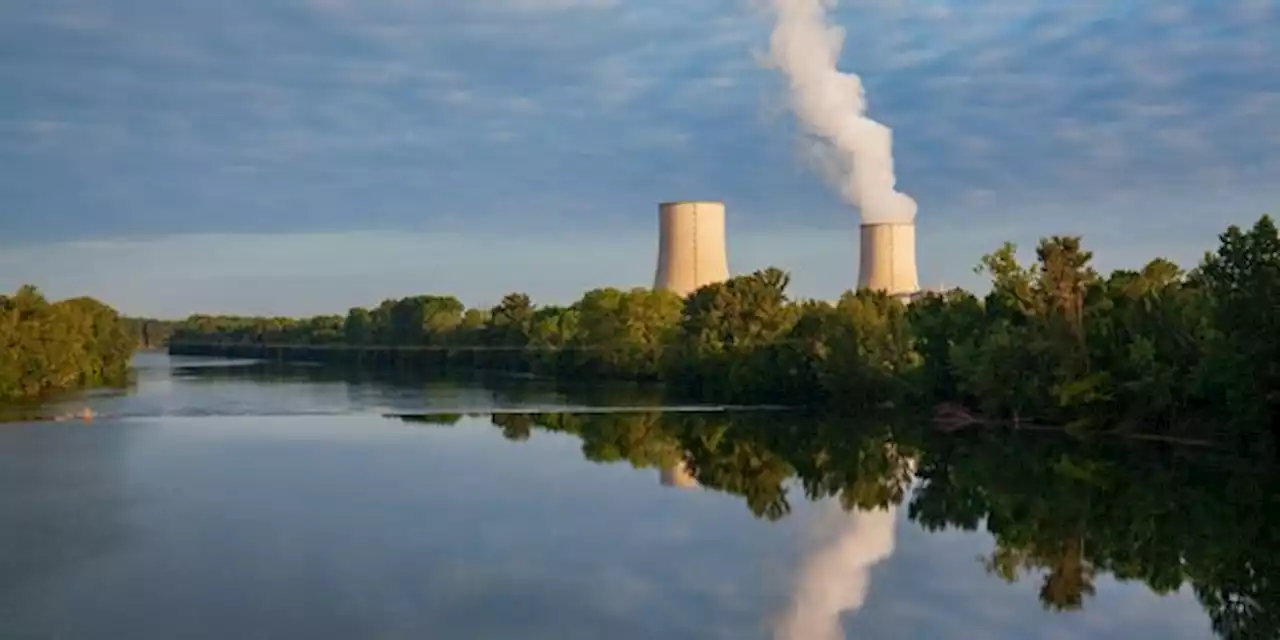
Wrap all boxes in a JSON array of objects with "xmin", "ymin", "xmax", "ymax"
[
  {"xmin": 1, "ymin": 286, "xmax": 135, "ymax": 401},
  {"xmin": 123, "ymin": 317, "xmax": 178, "ymax": 350},
  {"xmin": 167, "ymin": 215, "xmax": 1279, "ymax": 453}
]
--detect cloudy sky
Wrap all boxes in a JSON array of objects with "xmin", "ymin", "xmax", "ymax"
[{"xmin": 1, "ymin": 0, "xmax": 1277, "ymax": 317}]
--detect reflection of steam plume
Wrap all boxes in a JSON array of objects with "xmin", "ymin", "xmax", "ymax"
[{"xmin": 775, "ymin": 504, "xmax": 898, "ymax": 640}]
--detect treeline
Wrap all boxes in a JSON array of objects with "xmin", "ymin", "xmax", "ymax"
[
  {"xmin": 170, "ymin": 216, "xmax": 1279, "ymax": 453},
  {"xmin": 123, "ymin": 317, "xmax": 179, "ymax": 350},
  {"xmin": 1, "ymin": 286, "xmax": 135, "ymax": 401},
  {"xmin": 390, "ymin": 409, "xmax": 1277, "ymax": 639}
]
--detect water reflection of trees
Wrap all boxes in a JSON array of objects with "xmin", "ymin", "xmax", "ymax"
[
  {"xmin": 389, "ymin": 410, "xmax": 1278, "ymax": 639},
  {"xmin": 911, "ymin": 426, "xmax": 1279, "ymax": 636},
  {"xmin": 174, "ymin": 361, "xmax": 667, "ymax": 410}
]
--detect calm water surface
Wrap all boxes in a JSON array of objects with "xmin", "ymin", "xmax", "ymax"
[{"xmin": 0, "ymin": 354, "xmax": 1254, "ymax": 639}]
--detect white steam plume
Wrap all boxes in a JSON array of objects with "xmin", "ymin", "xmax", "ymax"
[
  {"xmin": 774, "ymin": 503, "xmax": 898, "ymax": 640},
  {"xmin": 766, "ymin": 0, "xmax": 918, "ymax": 224}
]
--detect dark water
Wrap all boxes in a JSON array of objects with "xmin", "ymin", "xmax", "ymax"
[{"xmin": 0, "ymin": 353, "xmax": 1271, "ymax": 639}]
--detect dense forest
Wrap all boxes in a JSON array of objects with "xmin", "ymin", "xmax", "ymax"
[
  {"xmin": 0, "ymin": 286, "xmax": 135, "ymax": 401},
  {"xmin": 386, "ymin": 408, "xmax": 1278, "ymax": 640},
  {"xmin": 168, "ymin": 215, "xmax": 1279, "ymax": 455}
]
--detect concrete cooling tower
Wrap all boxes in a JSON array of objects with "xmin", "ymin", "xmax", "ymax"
[
  {"xmin": 660, "ymin": 461, "xmax": 699, "ymax": 489},
  {"xmin": 654, "ymin": 201, "xmax": 730, "ymax": 297},
  {"xmin": 857, "ymin": 222, "xmax": 920, "ymax": 299}
]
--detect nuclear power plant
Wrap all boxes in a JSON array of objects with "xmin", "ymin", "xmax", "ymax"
[
  {"xmin": 653, "ymin": 201, "xmax": 730, "ymax": 297},
  {"xmin": 649, "ymin": 199, "xmax": 921, "ymax": 301},
  {"xmin": 857, "ymin": 222, "xmax": 920, "ymax": 300}
]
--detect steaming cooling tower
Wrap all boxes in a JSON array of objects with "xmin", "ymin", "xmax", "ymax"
[
  {"xmin": 654, "ymin": 201, "xmax": 730, "ymax": 297},
  {"xmin": 857, "ymin": 222, "xmax": 920, "ymax": 298}
]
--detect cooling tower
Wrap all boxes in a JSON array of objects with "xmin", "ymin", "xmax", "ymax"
[
  {"xmin": 660, "ymin": 461, "xmax": 699, "ymax": 489},
  {"xmin": 857, "ymin": 222, "xmax": 920, "ymax": 298},
  {"xmin": 654, "ymin": 201, "xmax": 730, "ymax": 297}
]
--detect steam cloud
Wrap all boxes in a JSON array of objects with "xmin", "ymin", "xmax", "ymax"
[
  {"xmin": 775, "ymin": 503, "xmax": 899, "ymax": 640},
  {"xmin": 767, "ymin": 0, "xmax": 918, "ymax": 224}
]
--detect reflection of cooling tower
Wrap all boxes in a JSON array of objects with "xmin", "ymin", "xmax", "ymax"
[
  {"xmin": 857, "ymin": 222, "xmax": 920, "ymax": 298},
  {"xmin": 654, "ymin": 201, "xmax": 730, "ymax": 297},
  {"xmin": 659, "ymin": 461, "xmax": 699, "ymax": 489}
]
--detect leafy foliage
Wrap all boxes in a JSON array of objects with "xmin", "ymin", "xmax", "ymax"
[{"xmin": 0, "ymin": 286, "xmax": 134, "ymax": 401}]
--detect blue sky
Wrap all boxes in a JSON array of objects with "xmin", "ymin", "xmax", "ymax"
[{"xmin": 1, "ymin": 0, "xmax": 1277, "ymax": 317}]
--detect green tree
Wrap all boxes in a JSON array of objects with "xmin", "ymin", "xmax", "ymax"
[
  {"xmin": 0, "ymin": 286, "xmax": 135, "ymax": 401},
  {"xmin": 668, "ymin": 268, "xmax": 799, "ymax": 401},
  {"xmin": 343, "ymin": 308, "xmax": 373, "ymax": 345},
  {"xmin": 1197, "ymin": 215, "xmax": 1280, "ymax": 444}
]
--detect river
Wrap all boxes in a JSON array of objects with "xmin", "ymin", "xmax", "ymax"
[{"xmin": 0, "ymin": 353, "xmax": 1256, "ymax": 639}]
